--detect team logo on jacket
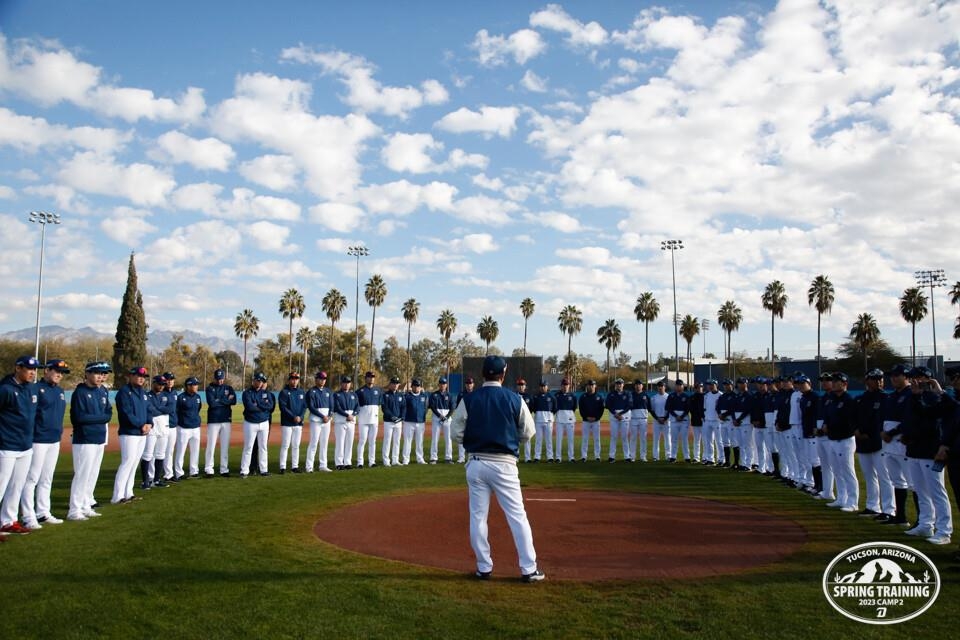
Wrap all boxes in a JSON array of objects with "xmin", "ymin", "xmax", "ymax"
[{"xmin": 822, "ymin": 542, "xmax": 940, "ymax": 624}]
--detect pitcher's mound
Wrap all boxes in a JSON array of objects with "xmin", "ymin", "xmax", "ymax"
[{"xmin": 314, "ymin": 490, "xmax": 806, "ymax": 580}]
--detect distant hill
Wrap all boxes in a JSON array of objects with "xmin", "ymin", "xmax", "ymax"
[{"xmin": 1, "ymin": 325, "xmax": 248, "ymax": 355}]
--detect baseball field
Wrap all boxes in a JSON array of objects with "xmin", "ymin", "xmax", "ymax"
[{"xmin": 2, "ymin": 419, "xmax": 957, "ymax": 639}]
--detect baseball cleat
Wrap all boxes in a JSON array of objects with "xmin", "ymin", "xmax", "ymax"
[
  {"xmin": 38, "ymin": 515, "xmax": 63, "ymax": 525},
  {"xmin": 521, "ymin": 569, "xmax": 546, "ymax": 583},
  {"xmin": 474, "ymin": 570, "xmax": 492, "ymax": 580},
  {"xmin": 926, "ymin": 535, "xmax": 951, "ymax": 545},
  {"xmin": 905, "ymin": 525, "xmax": 934, "ymax": 537}
]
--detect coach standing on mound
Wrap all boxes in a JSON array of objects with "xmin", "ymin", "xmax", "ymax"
[{"xmin": 452, "ymin": 355, "xmax": 544, "ymax": 582}]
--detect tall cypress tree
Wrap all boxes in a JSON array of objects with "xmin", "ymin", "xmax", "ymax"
[{"xmin": 112, "ymin": 252, "xmax": 148, "ymax": 385}]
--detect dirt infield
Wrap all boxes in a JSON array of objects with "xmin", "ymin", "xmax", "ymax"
[{"xmin": 314, "ymin": 489, "xmax": 807, "ymax": 581}]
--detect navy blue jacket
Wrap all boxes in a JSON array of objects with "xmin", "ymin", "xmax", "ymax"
[
  {"xmin": 332, "ymin": 390, "xmax": 359, "ymax": 418},
  {"xmin": 429, "ymin": 390, "xmax": 453, "ymax": 420},
  {"xmin": 629, "ymin": 391, "xmax": 649, "ymax": 412},
  {"xmin": 357, "ymin": 385, "xmax": 380, "ymax": 408},
  {"xmin": 555, "ymin": 391, "xmax": 577, "ymax": 412},
  {"xmin": 731, "ymin": 392, "xmax": 753, "ymax": 426},
  {"xmin": 824, "ymin": 391, "xmax": 856, "ymax": 440},
  {"xmin": 799, "ymin": 390, "xmax": 818, "ymax": 438},
  {"xmin": 578, "ymin": 392, "xmax": 604, "ymax": 421},
  {"xmin": 855, "ymin": 389, "xmax": 885, "ymax": 453},
  {"xmin": 532, "ymin": 392, "xmax": 557, "ymax": 414},
  {"xmin": 242, "ymin": 387, "xmax": 276, "ymax": 423},
  {"xmin": 462, "ymin": 384, "xmax": 523, "ymax": 457},
  {"xmin": 518, "ymin": 391, "xmax": 533, "ymax": 412},
  {"xmin": 70, "ymin": 382, "xmax": 112, "ymax": 445},
  {"xmin": 205, "ymin": 383, "xmax": 237, "ymax": 423},
  {"xmin": 455, "ymin": 389, "xmax": 473, "ymax": 411},
  {"xmin": 402, "ymin": 391, "xmax": 428, "ymax": 422},
  {"xmin": 883, "ymin": 386, "xmax": 912, "ymax": 437},
  {"xmin": 176, "ymin": 391, "xmax": 203, "ymax": 428},
  {"xmin": 278, "ymin": 385, "xmax": 306, "ymax": 426},
  {"xmin": 306, "ymin": 385, "xmax": 332, "ymax": 418},
  {"xmin": 750, "ymin": 391, "xmax": 767, "ymax": 426},
  {"xmin": 689, "ymin": 392, "xmax": 704, "ymax": 427},
  {"xmin": 381, "ymin": 389, "xmax": 404, "ymax": 423},
  {"xmin": 717, "ymin": 391, "xmax": 736, "ymax": 422},
  {"xmin": 116, "ymin": 383, "xmax": 150, "ymax": 436},
  {"xmin": 0, "ymin": 374, "xmax": 36, "ymax": 451},
  {"xmin": 903, "ymin": 391, "xmax": 951, "ymax": 459},
  {"xmin": 774, "ymin": 388, "xmax": 792, "ymax": 429},
  {"xmin": 666, "ymin": 392, "xmax": 690, "ymax": 421},
  {"xmin": 163, "ymin": 389, "xmax": 179, "ymax": 427},
  {"xmin": 147, "ymin": 390, "xmax": 168, "ymax": 420},
  {"xmin": 34, "ymin": 379, "xmax": 66, "ymax": 444},
  {"xmin": 606, "ymin": 390, "xmax": 632, "ymax": 417}
]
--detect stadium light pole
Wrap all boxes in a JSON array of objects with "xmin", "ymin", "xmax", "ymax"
[
  {"xmin": 915, "ymin": 268, "xmax": 946, "ymax": 378},
  {"xmin": 348, "ymin": 244, "xmax": 369, "ymax": 386},
  {"xmin": 701, "ymin": 318, "xmax": 710, "ymax": 358},
  {"xmin": 661, "ymin": 239, "xmax": 684, "ymax": 382},
  {"xmin": 28, "ymin": 211, "xmax": 61, "ymax": 359}
]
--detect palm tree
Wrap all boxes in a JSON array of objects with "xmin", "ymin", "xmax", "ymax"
[
  {"xmin": 761, "ymin": 280, "xmax": 788, "ymax": 375},
  {"xmin": 233, "ymin": 308, "xmax": 259, "ymax": 385},
  {"xmin": 596, "ymin": 319, "xmax": 621, "ymax": 390},
  {"xmin": 850, "ymin": 313, "xmax": 880, "ymax": 374},
  {"xmin": 295, "ymin": 326, "xmax": 313, "ymax": 375},
  {"xmin": 807, "ymin": 275, "xmax": 835, "ymax": 380},
  {"xmin": 477, "ymin": 315, "xmax": 499, "ymax": 355},
  {"xmin": 950, "ymin": 280, "xmax": 960, "ymax": 307},
  {"xmin": 321, "ymin": 288, "xmax": 347, "ymax": 372},
  {"xmin": 401, "ymin": 298, "xmax": 420, "ymax": 380},
  {"xmin": 679, "ymin": 314, "xmax": 700, "ymax": 373},
  {"xmin": 436, "ymin": 309, "xmax": 457, "ymax": 379},
  {"xmin": 633, "ymin": 292, "xmax": 660, "ymax": 384},
  {"xmin": 899, "ymin": 287, "xmax": 928, "ymax": 366},
  {"xmin": 364, "ymin": 274, "xmax": 387, "ymax": 368},
  {"xmin": 278, "ymin": 288, "xmax": 305, "ymax": 370},
  {"xmin": 520, "ymin": 298, "xmax": 535, "ymax": 358},
  {"xmin": 557, "ymin": 305, "xmax": 583, "ymax": 383},
  {"xmin": 717, "ymin": 300, "xmax": 743, "ymax": 378}
]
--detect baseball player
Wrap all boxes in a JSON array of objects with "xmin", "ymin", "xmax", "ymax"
[
  {"xmin": 380, "ymin": 376, "xmax": 404, "ymax": 466},
  {"xmin": 732, "ymin": 377, "xmax": 756, "ymax": 470},
  {"xmin": 515, "ymin": 379, "xmax": 533, "ymax": 462},
  {"xmin": 333, "ymin": 375, "xmax": 359, "ymax": 470},
  {"xmin": 112, "ymin": 366, "xmax": 151, "ymax": 503},
  {"xmin": 605, "ymin": 378, "xmax": 631, "ymax": 462},
  {"xmin": 204, "ymin": 369, "xmax": 236, "ymax": 477},
  {"xmin": 278, "ymin": 372, "xmax": 306, "ymax": 473},
  {"xmin": 454, "ymin": 377, "xmax": 476, "ymax": 463},
  {"xmin": 718, "ymin": 379, "xmax": 738, "ymax": 467},
  {"xmin": 401, "ymin": 378, "xmax": 427, "ymax": 465},
  {"xmin": 666, "ymin": 379, "xmax": 691, "ymax": 463},
  {"xmin": 701, "ymin": 379, "xmax": 721, "ymax": 464},
  {"xmin": 797, "ymin": 375, "xmax": 820, "ymax": 494},
  {"xmin": 879, "ymin": 364, "xmax": 912, "ymax": 525},
  {"xmin": 649, "ymin": 381, "xmax": 670, "ymax": 461},
  {"xmin": 689, "ymin": 381, "xmax": 705, "ymax": 463},
  {"xmin": 773, "ymin": 377, "xmax": 795, "ymax": 481},
  {"xmin": 823, "ymin": 372, "xmax": 859, "ymax": 512},
  {"xmin": 578, "ymin": 380, "xmax": 603, "ymax": 461},
  {"xmin": 428, "ymin": 377, "xmax": 454, "ymax": 464},
  {"xmin": 160, "ymin": 373, "xmax": 178, "ymax": 482},
  {"xmin": 0, "ymin": 356, "xmax": 39, "ymax": 535},
  {"xmin": 240, "ymin": 372, "xmax": 275, "ymax": 477},
  {"xmin": 451, "ymin": 355, "xmax": 544, "ymax": 582},
  {"xmin": 304, "ymin": 371, "xmax": 333, "ymax": 472},
  {"xmin": 531, "ymin": 380, "xmax": 556, "ymax": 462},
  {"xmin": 750, "ymin": 377, "xmax": 773, "ymax": 474},
  {"xmin": 20, "ymin": 359, "xmax": 69, "ymax": 529},
  {"xmin": 67, "ymin": 361, "xmax": 112, "ymax": 521},
  {"xmin": 356, "ymin": 371, "xmax": 381, "ymax": 468},
  {"xmin": 815, "ymin": 373, "xmax": 836, "ymax": 500},
  {"xmin": 141, "ymin": 375, "xmax": 170, "ymax": 489},
  {"xmin": 855, "ymin": 369, "xmax": 894, "ymax": 518},
  {"xmin": 174, "ymin": 377, "xmax": 203, "ymax": 479},
  {"xmin": 630, "ymin": 381, "xmax": 650, "ymax": 462},
  {"xmin": 554, "ymin": 378, "xmax": 577, "ymax": 462}
]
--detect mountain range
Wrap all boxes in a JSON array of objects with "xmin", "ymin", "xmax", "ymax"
[{"xmin": 0, "ymin": 325, "xmax": 247, "ymax": 355}]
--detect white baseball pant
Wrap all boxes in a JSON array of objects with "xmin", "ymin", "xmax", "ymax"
[
  {"xmin": 581, "ymin": 421, "xmax": 601, "ymax": 460},
  {"xmin": 240, "ymin": 420, "xmax": 269, "ymax": 475},
  {"xmin": 402, "ymin": 421, "xmax": 425, "ymax": 465},
  {"xmin": 279, "ymin": 425, "xmax": 303, "ymax": 470},
  {"xmin": 305, "ymin": 415, "xmax": 332, "ymax": 471},
  {"xmin": 382, "ymin": 420, "xmax": 402, "ymax": 466},
  {"xmin": 67, "ymin": 443, "xmax": 103, "ymax": 518},
  {"xmin": 909, "ymin": 458, "xmax": 953, "ymax": 536},
  {"xmin": 555, "ymin": 410, "xmax": 576, "ymax": 461},
  {"xmin": 204, "ymin": 422, "xmax": 231, "ymax": 474},
  {"xmin": 175, "ymin": 427, "xmax": 201, "ymax": 477},
  {"xmin": 0, "ymin": 449, "xmax": 32, "ymax": 526},
  {"xmin": 608, "ymin": 413, "xmax": 630, "ymax": 460},
  {"xmin": 111, "ymin": 434, "xmax": 147, "ymax": 503},
  {"xmin": 631, "ymin": 415, "xmax": 648, "ymax": 461},
  {"xmin": 651, "ymin": 420, "xmax": 670, "ymax": 461},
  {"xmin": 669, "ymin": 420, "xmax": 690, "ymax": 460},
  {"xmin": 20, "ymin": 441, "xmax": 60, "ymax": 523},
  {"xmin": 334, "ymin": 416, "xmax": 357, "ymax": 467},
  {"xmin": 430, "ymin": 414, "xmax": 452, "ymax": 462}
]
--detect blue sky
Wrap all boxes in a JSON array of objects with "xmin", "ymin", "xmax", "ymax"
[{"xmin": 1, "ymin": 0, "xmax": 959, "ymax": 365}]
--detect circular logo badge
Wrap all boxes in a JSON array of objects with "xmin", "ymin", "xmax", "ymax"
[{"xmin": 822, "ymin": 542, "xmax": 940, "ymax": 625}]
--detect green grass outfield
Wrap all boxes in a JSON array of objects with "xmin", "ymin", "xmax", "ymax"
[{"xmin": 2, "ymin": 436, "xmax": 957, "ymax": 640}]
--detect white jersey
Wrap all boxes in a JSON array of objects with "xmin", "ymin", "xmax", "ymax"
[{"xmin": 703, "ymin": 391, "xmax": 720, "ymax": 421}]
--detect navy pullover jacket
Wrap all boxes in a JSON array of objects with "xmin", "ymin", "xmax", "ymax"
[
  {"xmin": 717, "ymin": 391, "xmax": 736, "ymax": 421},
  {"xmin": 800, "ymin": 390, "xmax": 819, "ymax": 438},
  {"xmin": 34, "ymin": 378, "xmax": 66, "ymax": 444},
  {"xmin": 147, "ymin": 390, "xmax": 168, "ymax": 420},
  {"xmin": 332, "ymin": 390, "xmax": 359, "ymax": 418},
  {"xmin": 306, "ymin": 386, "xmax": 332, "ymax": 418},
  {"xmin": 606, "ymin": 390, "xmax": 632, "ymax": 417},
  {"xmin": 532, "ymin": 392, "xmax": 557, "ymax": 413},
  {"xmin": 70, "ymin": 382, "xmax": 112, "ymax": 445},
  {"xmin": 731, "ymin": 392, "xmax": 753, "ymax": 426},
  {"xmin": 242, "ymin": 386, "xmax": 276, "ymax": 423},
  {"xmin": 824, "ymin": 391, "xmax": 856, "ymax": 440},
  {"xmin": 429, "ymin": 389, "xmax": 453, "ymax": 420},
  {"xmin": 402, "ymin": 391, "xmax": 428, "ymax": 422},
  {"xmin": 381, "ymin": 389, "xmax": 404, "ymax": 423},
  {"xmin": 666, "ymin": 392, "xmax": 690, "ymax": 421},
  {"xmin": 883, "ymin": 386, "xmax": 912, "ymax": 437},
  {"xmin": 163, "ymin": 389, "xmax": 178, "ymax": 427},
  {"xmin": 0, "ymin": 374, "xmax": 36, "ymax": 451},
  {"xmin": 176, "ymin": 391, "xmax": 203, "ymax": 429},
  {"xmin": 555, "ymin": 391, "xmax": 577, "ymax": 412},
  {"xmin": 278, "ymin": 385, "xmax": 306, "ymax": 426},
  {"xmin": 205, "ymin": 383, "xmax": 237, "ymax": 423},
  {"xmin": 116, "ymin": 382, "xmax": 150, "ymax": 436},
  {"xmin": 578, "ymin": 392, "xmax": 604, "ymax": 421},
  {"xmin": 855, "ymin": 389, "xmax": 885, "ymax": 454}
]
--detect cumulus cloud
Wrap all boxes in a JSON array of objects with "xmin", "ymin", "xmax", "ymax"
[
  {"xmin": 520, "ymin": 69, "xmax": 548, "ymax": 92},
  {"xmin": 99, "ymin": 207, "xmax": 158, "ymax": 246},
  {"xmin": 141, "ymin": 220, "xmax": 242, "ymax": 266},
  {"xmin": 0, "ymin": 108, "xmax": 130, "ymax": 154},
  {"xmin": 211, "ymin": 72, "xmax": 379, "ymax": 200},
  {"xmin": 446, "ymin": 233, "xmax": 499, "ymax": 254},
  {"xmin": 57, "ymin": 151, "xmax": 175, "ymax": 207},
  {"xmin": 308, "ymin": 202, "xmax": 364, "ymax": 232},
  {"xmin": 243, "ymin": 220, "xmax": 296, "ymax": 253},
  {"xmin": 524, "ymin": 211, "xmax": 584, "ymax": 233},
  {"xmin": 238, "ymin": 154, "xmax": 299, "ymax": 191},
  {"xmin": 530, "ymin": 4, "xmax": 609, "ymax": 47},
  {"xmin": 45, "ymin": 293, "xmax": 120, "ymax": 310},
  {"xmin": 171, "ymin": 182, "xmax": 301, "ymax": 221},
  {"xmin": 356, "ymin": 180, "xmax": 458, "ymax": 215},
  {"xmin": 280, "ymin": 46, "xmax": 448, "ymax": 117},
  {"xmin": 435, "ymin": 106, "xmax": 520, "ymax": 138},
  {"xmin": 152, "ymin": 130, "xmax": 234, "ymax": 171},
  {"xmin": 0, "ymin": 35, "xmax": 205, "ymax": 122},
  {"xmin": 381, "ymin": 132, "xmax": 488, "ymax": 173},
  {"xmin": 471, "ymin": 28, "xmax": 546, "ymax": 66}
]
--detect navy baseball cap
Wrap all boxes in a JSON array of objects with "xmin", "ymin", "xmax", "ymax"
[
  {"xmin": 633, "ymin": 379, "xmax": 643, "ymax": 386},
  {"xmin": 866, "ymin": 368, "xmax": 884, "ymax": 380},
  {"xmin": 465, "ymin": 376, "xmax": 475, "ymax": 384},
  {"xmin": 315, "ymin": 371, "xmax": 328, "ymax": 379},
  {"xmin": 185, "ymin": 377, "xmax": 200, "ymax": 386},
  {"xmin": 832, "ymin": 372, "xmax": 849, "ymax": 383},
  {"xmin": 15, "ymin": 355, "xmax": 40, "ymax": 369},
  {"xmin": 818, "ymin": 372, "xmax": 833, "ymax": 381},
  {"xmin": 615, "ymin": 378, "xmax": 625, "ymax": 384},
  {"xmin": 389, "ymin": 376, "xmax": 401, "ymax": 384},
  {"xmin": 85, "ymin": 361, "xmax": 111, "ymax": 374},
  {"xmin": 482, "ymin": 355, "xmax": 507, "ymax": 377},
  {"xmin": 152, "ymin": 375, "xmax": 166, "ymax": 384},
  {"xmin": 288, "ymin": 371, "xmax": 300, "ymax": 379},
  {"xmin": 214, "ymin": 369, "xmax": 226, "ymax": 380},
  {"xmin": 439, "ymin": 376, "xmax": 448, "ymax": 384},
  {"xmin": 44, "ymin": 359, "xmax": 70, "ymax": 373},
  {"xmin": 365, "ymin": 371, "xmax": 375, "ymax": 378},
  {"xmin": 253, "ymin": 372, "xmax": 267, "ymax": 382},
  {"xmin": 128, "ymin": 366, "xmax": 148, "ymax": 376},
  {"xmin": 675, "ymin": 379, "xmax": 685, "ymax": 386},
  {"xmin": 655, "ymin": 380, "xmax": 665, "ymax": 386},
  {"xmin": 735, "ymin": 377, "xmax": 748, "ymax": 384},
  {"xmin": 706, "ymin": 379, "xmax": 718, "ymax": 386},
  {"xmin": 887, "ymin": 364, "xmax": 909, "ymax": 376},
  {"xmin": 587, "ymin": 379, "xmax": 598, "ymax": 385},
  {"xmin": 340, "ymin": 375, "xmax": 351, "ymax": 383},
  {"xmin": 908, "ymin": 366, "xmax": 933, "ymax": 379},
  {"xmin": 162, "ymin": 372, "xmax": 176, "ymax": 380},
  {"xmin": 795, "ymin": 375, "xmax": 810, "ymax": 384},
  {"xmin": 411, "ymin": 378, "xmax": 422, "ymax": 387}
]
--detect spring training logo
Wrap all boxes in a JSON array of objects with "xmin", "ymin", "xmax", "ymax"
[{"xmin": 822, "ymin": 542, "xmax": 940, "ymax": 624}]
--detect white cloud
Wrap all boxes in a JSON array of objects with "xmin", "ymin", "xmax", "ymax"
[
  {"xmin": 171, "ymin": 183, "xmax": 301, "ymax": 221},
  {"xmin": 211, "ymin": 72, "xmax": 379, "ymax": 200},
  {"xmin": 0, "ymin": 108, "xmax": 131, "ymax": 154},
  {"xmin": 448, "ymin": 195, "xmax": 520, "ymax": 226},
  {"xmin": 22, "ymin": 184, "xmax": 91, "ymax": 214},
  {"xmin": 45, "ymin": 293, "xmax": 120, "ymax": 310},
  {"xmin": 0, "ymin": 185, "xmax": 14, "ymax": 199},
  {"xmin": 380, "ymin": 132, "xmax": 491, "ymax": 175},
  {"xmin": 99, "ymin": 207, "xmax": 158, "ymax": 246},
  {"xmin": 472, "ymin": 28, "xmax": 546, "ymax": 66},
  {"xmin": 280, "ymin": 46, "xmax": 448, "ymax": 117},
  {"xmin": 237, "ymin": 154, "xmax": 299, "ymax": 192},
  {"xmin": 141, "ymin": 220, "xmax": 242, "ymax": 266},
  {"xmin": 316, "ymin": 238, "xmax": 354, "ymax": 252},
  {"xmin": 58, "ymin": 151, "xmax": 175, "ymax": 206},
  {"xmin": 308, "ymin": 202, "xmax": 364, "ymax": 232},
  {"xmin": 451, "ymin": 233, "xmax": 498, "ymax": 254},
  {"xmin": 472, "ymin": 173, "xmax": 504, "ymax": 191},
  {"xmin": 435, "ymin": 106, "xmax": 520, "ymax": 138},
  {"xmin": 153, "ymin": 130, "xmax": 234, "ymax": 171},
  {"xmin": 244, "ymin": 220, "xmax": 296, "ymax": 253},
  {"xmin": 524, "ymin": 211, "xmax": 583, "ymax": 233},
  {"xmin": 0, "ymin": 35, "xmax": 205, "ymax": 122},
  {"xmin": 356, "ymin": 180, "xmax": 457, "ymax": 215},
  {"xmin": 520, "ymin": 69, "xmax": 548, "ymax": 93},
  {"xmin": 530, "ymin": 4, "xmax": 609, "ymax": 47}
]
